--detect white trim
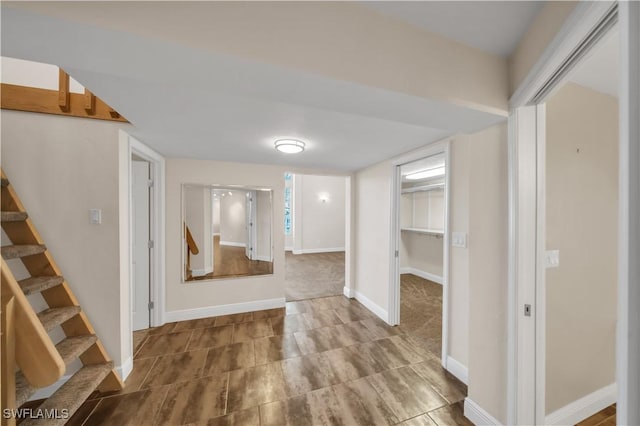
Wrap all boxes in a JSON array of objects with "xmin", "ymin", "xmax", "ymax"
[
  {"xmin": 535, "ymin": 103, "xmax": 547, "ymax": 424},
  {"xmin": 399, "ymin": 267, "xmax": 443, "ymax": 285},
  {"xmin": 284, "ymin": 245, "xmax": 293, "ymax": 251},
  {"xmin": 117, "ymin": 356, "xmax": 134, "ymax": 381},
  {"xmin": 290, "ymin": 247, "xmax": 345, "ymax": 254},
  {"xmin": 510, "ymin": 1, "xmax": 617, "ymax": 108},
  {"xmin": 545, "ymin": 383, "xmax": 617, "ymax": 426},
  {"xmin": 191, "ymin": 267, "xmax": 214, "ymax": 276},
  {"xmin": 165, "ymin": 297, "xmax": 286, "ymax": 322},
  {"xmin": 213, "ymin": 232, "xmax": 221, "ymax": 237},
  {"xmin": 445, "ymin": 356, "xmax": 468, "ymax": 385},
  {"xmin": 28, "ymin": 359, "xmax": 134, "ymax": 401},
  {"xmin": 254, "ymin": 255, "xmax": 272, "ymax": 262},
  {"xmin": 464, "ymin": 398, "xmax": 502, "ymax": 426},
  {"xmin": 618, "ymin": 3, "xmax": 640, "ymax": 425},
  {"xmin": 354, "ymin": 291, "xmax": 388, "ymax": 323},
  {"xmin": 343, "ymin": 286, "xmax": 355, "ymax": 298},
  {"xmin": 219, "ymin": 241, "xmax": 246, "ymax": 247}
]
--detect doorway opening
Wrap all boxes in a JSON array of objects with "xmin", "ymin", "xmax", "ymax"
[
  {"xmin": 397, "ymin": 153, "xmax": 447, "ymax": 358},
  {"xmin": 506, "ymin": 2, "xmax": 640, "ymax": 423},
  {"xmin": 536, "ymin": 23, "xmax": 619, "ymax": 426},
  {"xmin": 127, "ymin": 134, "xmax": 165, "ymax": 363},
  {"xmin": 390, "ymin": 142, "xmax": 451, "ymax": 365},
  {"xmin": 283, "ymin": 173, "xmax": 348, "ymax": 302}
]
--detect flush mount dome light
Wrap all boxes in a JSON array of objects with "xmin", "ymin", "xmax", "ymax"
[{"xmin": 274, "ymin": 139, "xmax": 305, "ymax": 154}]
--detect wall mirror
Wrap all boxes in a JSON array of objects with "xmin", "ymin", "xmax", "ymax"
[{"xmin": 182, "ymin": 184, "xmax": 273, "ymax": 282}]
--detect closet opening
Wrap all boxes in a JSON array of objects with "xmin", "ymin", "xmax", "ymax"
[{"xmin": 390, "ymin": 144, "xmax": 451, "ymax": 364}]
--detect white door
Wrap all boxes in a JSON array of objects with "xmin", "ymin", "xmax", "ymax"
[
  {"xmin": 132, "ymin": 160, "xmax": 150, "ymax": 331},
  {"xmin": 245, "ymin": 191, "xmax": 257, "ymax": 259}
]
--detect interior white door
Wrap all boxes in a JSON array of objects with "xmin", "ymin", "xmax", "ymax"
[
  {"xmin": 132, "ymin": 160, "xmax": 150, "ymax": 331},
  {"xmin": 245, "ymin": 191, "xmax": 257, "ymax": 259}
]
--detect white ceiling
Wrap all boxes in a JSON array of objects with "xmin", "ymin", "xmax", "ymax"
[
  {"xmin": 1, "ymin": 4, "xmax": 508, "ymax": 172},
  {"xmin": 364, "ymin": 1, "xmax": 543, "ymax": 57},
  {"xmin": 568, "ymin": 28, "xmax": 619, "ymax": 98}
]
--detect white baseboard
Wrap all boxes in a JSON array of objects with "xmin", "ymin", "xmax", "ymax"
[
  {"xmin": 254, "ymin": 255, "xmax": 272, "ymax": 262},
  {"xmin": 285, "ymin": 246, "xmax": 293, "ymax": 251},
  {"xmin": 165, "ymin": 297, "xmax": 286, "ymax": 322},
  {"xmin": 343, "ymin": 286, "xmax": 355, "ymax": 298},
  {"xmin": 545, "ymin": 383, "xmax": 616, "ymax": 425},
  {"xmin": 292, "ymin": 247, "xmax": 345, "ymax": 255},
  {"xmin": 400, "ymin": 267, "xmax": 443, "ymax": 285},
  {"xmin": 219, "ymin": 241, "xmax": 246, "ymax": 247},
  {"xmin": 354, "ymin": 291, "xmax": 388, "ymax": 323},
  {"xmin": 191, "ymin": 266, "xmax": 213, "ymax": 276},
  {"xmin": 464, "ymin": 398, "xmax": 502, "ymax": 425},
  {"xmin": 445, "ymin": 356, "xmax": 468, "ymax": 385},
  {"xmin": 213, "ymin": 232, "xmax": 220, "ymax": 236},
  {"xmin": 29, "ymin": 358, "xmax": 133, "ymax": 402},
  {"xmin": 117, "ymin": 356, "xmax": 133, "ymax": 381}
]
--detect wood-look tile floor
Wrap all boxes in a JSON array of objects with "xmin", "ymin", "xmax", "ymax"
[
  {"xmin": 576, "ymin": 404, "xmax": 616, "ymax": 426},
  {"xmin": 68, "ymin": 295, "xmax": 469, "ymax": 425}
]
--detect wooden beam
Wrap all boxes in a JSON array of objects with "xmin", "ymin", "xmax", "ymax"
[
  {"xmin": 1, "ymin": 84, "xmax": 128, "ymax": 123},
  {"xmin": 58, "ymin": 69, "xmax": 70, "ymax": 112},
  {"xmin": 83, "ymin": 88, "xmax": 96, "ymax": 115}
]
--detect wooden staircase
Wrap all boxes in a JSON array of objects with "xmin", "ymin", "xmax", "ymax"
[{"xmin": 1, "ymin": 170, "xmax": 123, "ymax": 425}]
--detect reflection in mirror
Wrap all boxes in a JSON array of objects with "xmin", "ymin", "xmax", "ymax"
[{"xmin": 182, "ymin": 184, "xmax": 273, "ymax": 282}]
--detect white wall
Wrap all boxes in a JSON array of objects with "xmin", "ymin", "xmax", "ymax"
[
  {"xmin": 466, "ymin": 123, "xmax": 509, "ymax": 424},
  {"xmin": 184, "ymin": 186, "xmax": 208, "ymax": 273},
  {"xmin": 449, "ymin": 137, "xmax": 471, "ymax": 368},
  {"xmin": 256, "ymin": 190, "xmax": 272, "ymax": 261},
  {"xmin": 1, "ymin": 109, "xmax": 133, "ymax": 369},
  {"xmin": 219, "ymin": 190, "xmax": 246, "ymax": 246},
  {"xmin": 1, "ymin": 56, "xmax": 85, "ymax": 93},
  {"xmin": 545, "ymin": 83, "xmax": 618, "ymax": 414},
  {"xmin": 212, "ymin": 196, "xmax": 220, "ymax": 235},
  {"xmin": 293, "ymin": 174, "xmax": 346, "ymax": 253},
  {"xmin": 399, "ymin": 232, "xmax": 444, "ymax": 279}
]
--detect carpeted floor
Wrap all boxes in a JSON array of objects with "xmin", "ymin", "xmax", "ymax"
[
  {"xmin": 285, "ymin": 251, "xmax": 345, "ymax": 301},
  {"xmin": 399, "ymin": 274, "xmax": 443, "ymax": 357}
]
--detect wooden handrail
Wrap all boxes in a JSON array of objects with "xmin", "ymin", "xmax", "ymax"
[
  {"xmin": 1, "ymin": 258, "xmax": 65, "ymax": 387},
  {"xmin": 185, "ymin": 224, "xmax": 199, "ymax": 255}
]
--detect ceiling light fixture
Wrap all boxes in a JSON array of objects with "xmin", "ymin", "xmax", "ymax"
[
  {"xmin": 274, "ymin": 139, "xmax": 305, "ymax": 154},
  {"xmin": 405, "ymin": 166, "xmax": 445, "ymax": 180}
]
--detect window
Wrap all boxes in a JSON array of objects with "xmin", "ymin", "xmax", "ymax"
[{"xmin": 284, "ymin": 173, "xmax": 292, "ymax": 236}]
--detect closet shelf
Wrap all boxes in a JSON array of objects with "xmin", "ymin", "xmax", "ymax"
[
  {"xmin": 401, "ymin": 183, "xmax": 444, "ymax": 194},
  {"xmin": 401, "ymin": 227, "xmax": 444, "ymax": 236}
]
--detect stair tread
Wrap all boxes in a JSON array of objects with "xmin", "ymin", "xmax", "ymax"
[
  {"xmin": 18, "ymin": 276, "xmax": 65, "ymax": 295},
  {"xmin": 37, "ymin": 306, "xmax": 81, "ymax": 332},
  {"xmin": 1, "ymin": 244, "xmax": 46, "ymax": 260},
  {"xmin": 22, "ymin": 363, "xmax": 113, "ymax": 426},
  {"xmin": 56, "ymin": 335, "xmax": 98, "ymax": 364},
  {"xmin": 15, "ymin": 371, "xmax": 36, "ymax": 409},
  {"xmin": 1, "ymin": 211, "xmax": 28, "ymax": 222}
]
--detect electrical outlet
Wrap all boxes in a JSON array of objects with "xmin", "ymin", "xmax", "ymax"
[{"xmin": 545, "ymin": 250, "xmax": 560, "ymax": 268}]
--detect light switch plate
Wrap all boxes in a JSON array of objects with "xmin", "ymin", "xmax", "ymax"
[
  {"xmin": 545, "ymin": 250, "xmax": 560, "ymax": 268},
  {"xmin": 89, "ymin": 209, "xmax": 102, "ymax": 224},
  {"xmin": 452, "ymin": 232, "xmax": 467, "ymax": 248}
]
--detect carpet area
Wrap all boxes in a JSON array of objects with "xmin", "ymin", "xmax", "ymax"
[{"xmin": 285, "ymin": 251, "xmax": 345, "ymax": 301}]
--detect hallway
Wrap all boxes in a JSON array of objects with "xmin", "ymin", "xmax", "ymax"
[
  {"xmin": 70, "ymin": 296, "xmax": 469, "ymax": 425},
  {"xmin": 284, "ymin": 251, "xmax": 345, "ymax": 301}
]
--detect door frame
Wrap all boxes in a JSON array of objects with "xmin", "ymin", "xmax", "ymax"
[
  {"xmin": 389, "ymin": 138, "xmax": 451, "ymax": 367},
  {"xmin": 128, "ymin": 135, "xmax": 166, "ymax": 329},
  {"xmin": 508, "ymin": 1, "xmax": 639, "ymax": 424}
]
